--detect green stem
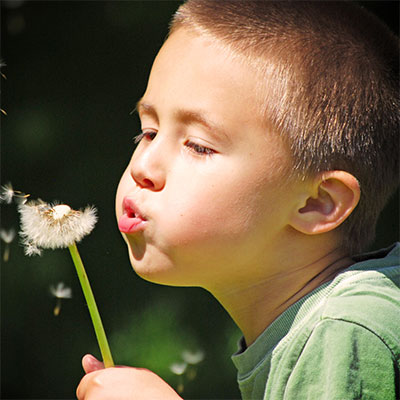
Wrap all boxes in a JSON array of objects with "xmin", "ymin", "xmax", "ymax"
[{"xmin": 68, "ymin": 242, "xmax": 114, "ymax": 368}]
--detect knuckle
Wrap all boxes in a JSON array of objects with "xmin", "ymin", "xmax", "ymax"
[{"xmin": 93, "ymin": 374, "xmax": 104, "ymax": 387}]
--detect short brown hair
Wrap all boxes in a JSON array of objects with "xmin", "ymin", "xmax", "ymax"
[{"xmin": 170, "ymin": 1, "xmax": 399, "ymax": 254}]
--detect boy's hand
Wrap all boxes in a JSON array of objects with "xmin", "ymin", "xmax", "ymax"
[{"xmin": 76, "ymin": 354, "xmax": 183, "ymax": 400}]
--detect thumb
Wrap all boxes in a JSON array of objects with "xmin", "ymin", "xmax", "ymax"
[{"xmin": 82, "ymin": 354, "xmax": 105, "ymax": 374}]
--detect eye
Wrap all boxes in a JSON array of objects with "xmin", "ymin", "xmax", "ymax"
[
  {"xmin": 185, "ymin": 140, "xmax": 215, "ymax": 156},
  {"xmin": 133, "ymin": 131, "xmax": 157, "ymax": 144}
]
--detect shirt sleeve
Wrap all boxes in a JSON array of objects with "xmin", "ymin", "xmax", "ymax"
[{"xmin": 282, "ymin": 318, "xmax": 399, "ymax": 400}]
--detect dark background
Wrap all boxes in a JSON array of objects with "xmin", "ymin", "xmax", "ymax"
[{"xmin": 1, "ymin": 1, "xmax": 398, "ymax": 399}]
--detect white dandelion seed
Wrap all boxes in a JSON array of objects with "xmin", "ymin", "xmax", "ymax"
[
  {"xmin": 50, "ymin": 282, "xmax": 72, "ymax": 316},
  {"xmin": 18, "ymin": 200, "xmax": 97, "ymax": 255},
  {"xmin": 0, "ymin": 227, "xmax": 15, "ymax": 243},
  {"xmin": 181, "ymin": 349, "xmax": 205, "ymax": 365},
  {"xmin": 0, "ymin": 183, "xmax": 15, "ymax": 204},
  {"xmin": 170, "ymin": 361, "xmax": 188, "ymax": 376},
  {"xmin": 170, "ymin": 361, "xmax": 188, "ymax": 394},
  {"xmin": 50, "ymin": 282, "xmax": 72, "ymax": 299}
]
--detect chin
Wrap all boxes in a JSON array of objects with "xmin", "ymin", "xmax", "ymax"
[
  {"xmin": 128, "ymin": 249, "xmax": 197, "ymax": 287},
  {"xmin": 127, "ymin": 246, "xmax": 174, "ymax": 285}
]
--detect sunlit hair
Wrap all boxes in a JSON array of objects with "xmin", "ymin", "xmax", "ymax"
[{"xmin": 170, "ymin": 0, "xmax": 399, "ymax": 254}]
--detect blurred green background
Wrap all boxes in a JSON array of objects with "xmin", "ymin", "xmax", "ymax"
[{"xmin": 1, "ymin": 1, "xmax": 398, "ymax": 399}]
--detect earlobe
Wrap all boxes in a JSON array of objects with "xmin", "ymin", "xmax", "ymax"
[{"xmin": 290, "ymin": 171, "xmax": 360, "ymax": 235}]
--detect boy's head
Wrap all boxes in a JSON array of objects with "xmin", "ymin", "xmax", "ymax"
[
  {"xmin": 170, "ymin": 0, "xmax": 399, "ymax": 254},
  {"xmin": 116, "ymin": 1, "xmax": 398, "ymax": 288}
]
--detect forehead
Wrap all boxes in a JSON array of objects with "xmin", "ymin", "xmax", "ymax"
[{"xmin": 142, "ymin": 28, "xmax": 267, "ymax": 130}]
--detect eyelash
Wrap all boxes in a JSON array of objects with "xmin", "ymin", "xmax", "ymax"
[
  {"xmin": 185, "ymin": 141, "xmax": 215, "ymax": 156},
  {"xmin": 133, "ymin": 131, "xmax": 156, "ymax": 144},
  {"xmin": 133, "ymin": 131, "xmax": 216, "ymax": 156}
]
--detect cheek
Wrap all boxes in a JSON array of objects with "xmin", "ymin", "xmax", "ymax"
[{"xmin": 157, "ymin": 178, "xmax": 264, "ymax": 248}]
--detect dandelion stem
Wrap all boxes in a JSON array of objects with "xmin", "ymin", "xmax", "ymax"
[{"xmin": 68, "ymin": 242, "xmax": 114, "ymax": 368}]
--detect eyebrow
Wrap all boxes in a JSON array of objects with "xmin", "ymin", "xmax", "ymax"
[{"xmin": 135, "ymin": 100, "xmax": 230, "ymax": 142}]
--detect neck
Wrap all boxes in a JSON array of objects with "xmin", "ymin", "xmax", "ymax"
[{"xmin": 209, "ymin": 244, "xmax": 354, "ymax": 346}]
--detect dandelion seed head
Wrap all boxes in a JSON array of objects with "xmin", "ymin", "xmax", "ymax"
[
  {"xmin": 52, "ymin": 204, "xmax": 72, "ymax": 219},
  {"xmin": 18, "ymin": 200, "xmax": 97, "ymax": 254},
  {"xmin": 50, "ymin": 282, "xmax": 72, "ymax": 299},
  {"xmin": 0, "ymin": 227, "xmax": 16, "ymax": 243}
]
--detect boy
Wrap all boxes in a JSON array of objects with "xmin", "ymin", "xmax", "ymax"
[{"xmin": 77, "ymin": 1, "xmax": 399, "ymax": 399}]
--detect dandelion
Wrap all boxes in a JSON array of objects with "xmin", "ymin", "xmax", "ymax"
[
  {"xmin": 0, "ymin": 227, "xmax": 16, "ymax": 261},
  {"xmin": 18, "ymin": 200, "xmax": 97, "ymax": 253},
  {"xmin": 17, "ymin": 197, "xmax": 114, "ymax": 368},
  {"xmin": 50, "ymin": 282, "xmax": 72, "ymax": 316}
]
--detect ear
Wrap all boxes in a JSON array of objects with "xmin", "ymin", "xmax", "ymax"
[{"xmin": 289, "ymin": 171, "xmax": 360, "ymax": 235}]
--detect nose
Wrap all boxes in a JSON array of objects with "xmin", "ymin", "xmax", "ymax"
[{"xmin": 130, "ymin": 138, "xmax": 167, "ymax": 191}]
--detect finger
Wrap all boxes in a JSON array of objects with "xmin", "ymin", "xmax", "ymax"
[
  {"xmin": 76, "ymin": 371, "xmax": 95, "ymax": 400},
  {"xmin": 82, "ymin": 354, "xmax": 105, "ymax": 374},
  {"xmin": 76, "ymin": 373, "xmax": 86, "ymax": 400}
]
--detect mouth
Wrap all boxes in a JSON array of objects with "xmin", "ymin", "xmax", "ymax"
[{"xmin": 118, "ymin": 197, "xmax": 147, "ymax": 234}]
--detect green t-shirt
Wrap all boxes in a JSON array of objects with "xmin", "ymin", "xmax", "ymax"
[{"xmin": 232, "ymin": 243, "xmax": 400, "ymax": 400}]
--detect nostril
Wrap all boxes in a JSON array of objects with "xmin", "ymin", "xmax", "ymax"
[{"xmin": 142, "ymin": 178, "xmax": 154, "ymax": 188}]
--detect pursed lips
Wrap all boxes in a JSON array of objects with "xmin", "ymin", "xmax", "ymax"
[{"xmin": 118, "ymin": 197, "xmax": 147, "ymax": 234}]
